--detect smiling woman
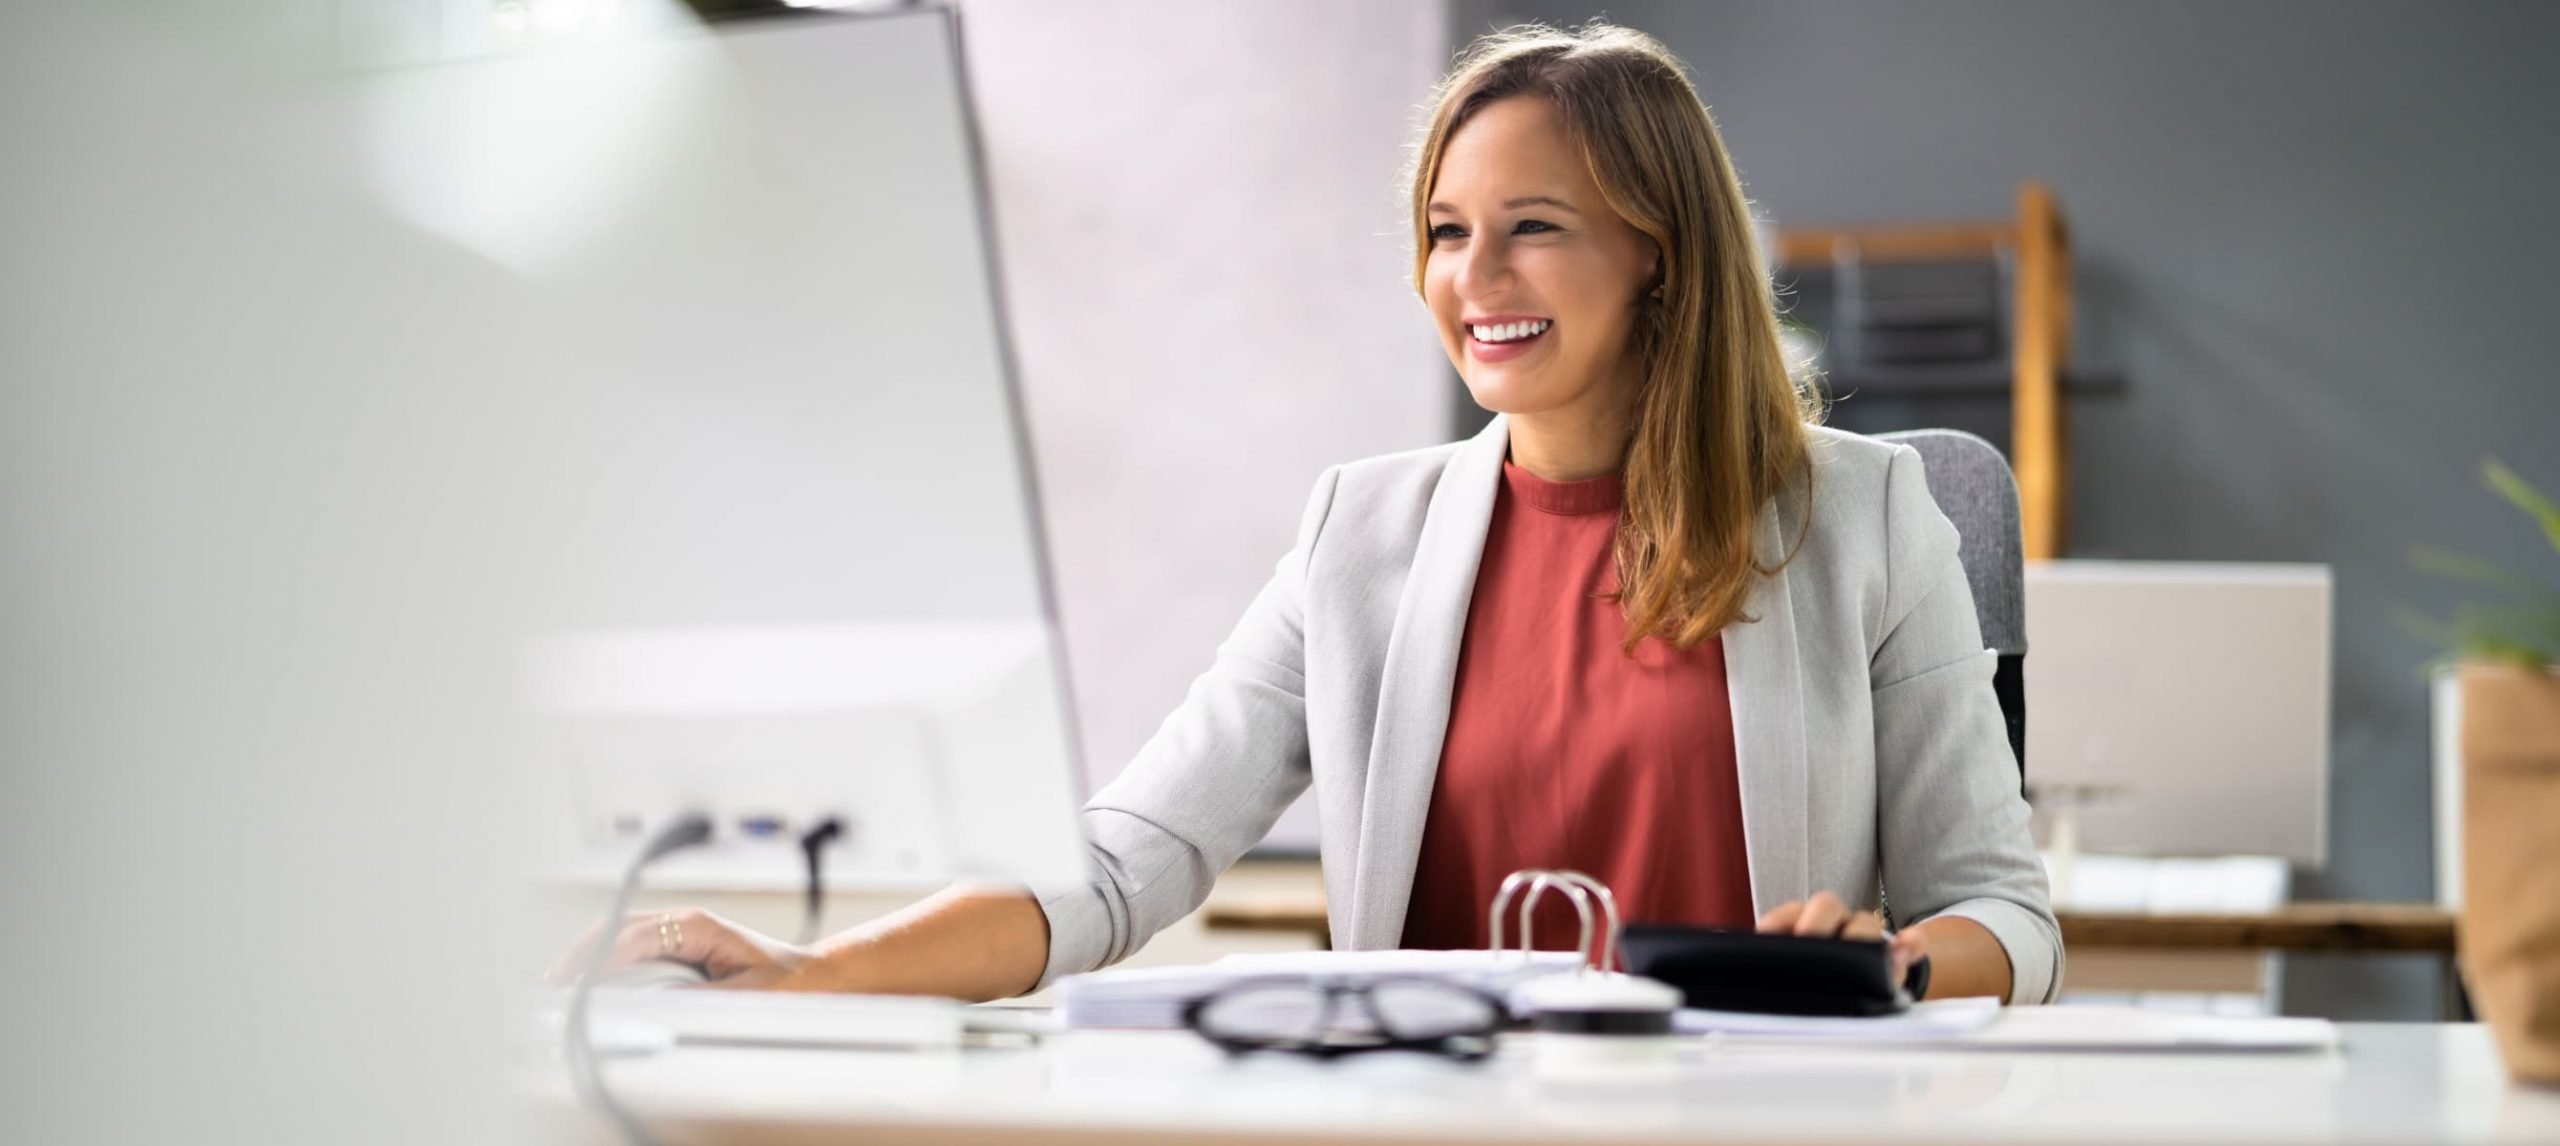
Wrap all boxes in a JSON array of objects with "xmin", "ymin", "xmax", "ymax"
[
  {"xmin": 566, "ymin": 20, "xmax": 2060, "ymax": 1011},
  {"xmin": 1411, "ymin": 27, "xmax": 1815, "ymax": 650}
]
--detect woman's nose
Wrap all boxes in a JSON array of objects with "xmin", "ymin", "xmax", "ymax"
[{"xmin": 1453, "ymin": 235, "xmax": 1510, "ymax": 300}]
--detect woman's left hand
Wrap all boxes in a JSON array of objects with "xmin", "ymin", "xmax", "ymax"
[{"xmin": 1755, "ymin": 890, "xmax": 1928, "ymax": 989}]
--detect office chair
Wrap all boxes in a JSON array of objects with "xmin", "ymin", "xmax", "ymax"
[{"xmin": 1874, "ymin": 429, "xmax": 2027, "ymax": 791}]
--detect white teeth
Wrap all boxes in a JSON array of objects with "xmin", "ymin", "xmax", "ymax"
[{"xmin": 1470, "ymin": 319, "xmax": 1550, "ymax": 343}]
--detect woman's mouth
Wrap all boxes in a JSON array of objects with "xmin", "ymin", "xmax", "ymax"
[{"xmin": 1467, "ymin": 317, "xmax": 1551, "ymax": 363}]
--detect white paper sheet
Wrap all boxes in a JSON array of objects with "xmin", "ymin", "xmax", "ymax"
[
  {"xmin": 1682, "ymin": 1001, "xmax": 2335, "ymax": 1052},
  {"xmin": 1675, "ymin": 997, "xmax": 2003, "ymax": 1041}
]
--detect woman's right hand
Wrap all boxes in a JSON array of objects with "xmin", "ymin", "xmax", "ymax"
[
  {"xmin": 548, "ymin": 886, "xmax": 1051, "ymax": 1002},
  {"xmin": 547, "ymin": 907, "xmax": 813, "ymax": 990}
]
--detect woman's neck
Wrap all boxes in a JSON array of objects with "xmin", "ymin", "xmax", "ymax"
[{"xmin": 1506, "ymin": 401, "xmax": 1635, "ymax": 483}]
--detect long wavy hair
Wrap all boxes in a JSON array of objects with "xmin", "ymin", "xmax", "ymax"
[{"xmin": 1409, "ymin": 22, "xmax": 1817, "ymax": 651}]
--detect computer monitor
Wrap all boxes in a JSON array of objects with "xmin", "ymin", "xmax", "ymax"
[
  {"xmin": 357, "ymin": 8, "xmax": 1091, "ymax": 890},
  {"xmin": 2022, "ymin": 561, "xmax": 2332, "ymax": 868}
]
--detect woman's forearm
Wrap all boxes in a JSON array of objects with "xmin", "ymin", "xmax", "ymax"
[
  {"xmin": 777, "ymin": 884, "xmax": 1053, "ymax": 1002},
  {"xmin": 1907, "ymin": 914, "xmax": 2013, "ymax": 1001}
]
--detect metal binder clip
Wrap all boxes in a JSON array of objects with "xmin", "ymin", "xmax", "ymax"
[
  {"xmin": 1490, "ymin": 869, "xmax": 1680, "ymax": 1079},
  {"xmin": 1489, "ymin": 868, "xmax": 1624, "ymax": 973}
]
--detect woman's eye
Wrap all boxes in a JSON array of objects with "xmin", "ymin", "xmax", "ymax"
[
  {"xmin": 1514, "ymin": 219, "xmax": 1557, "ymax": 235},
  {"xmin": 1428, "ymin": 223, "xmax": 1466, "ymax": 241}
]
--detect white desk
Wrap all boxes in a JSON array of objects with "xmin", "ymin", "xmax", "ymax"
[{"xmin": 559, "ymin": 1022, "xmax": 2560, "ymax": 1144}]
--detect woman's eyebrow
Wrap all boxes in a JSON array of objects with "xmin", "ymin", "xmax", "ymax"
[
  {"xmin": 1502, "ymin": 195, "xmax": 1582, "ymax": 214},
  {"xmin": 1426, "ymin": 195, "xmax": 1584, "ymax": 215}
]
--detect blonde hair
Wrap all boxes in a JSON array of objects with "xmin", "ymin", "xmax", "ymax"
[{"xmin": 1408, "ymin": 22, "xmax": 1817, "ymax": 651}]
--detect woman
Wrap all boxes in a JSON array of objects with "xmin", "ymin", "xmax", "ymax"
[{"xmin": 576, "ymin": 22, "xmax": 2060, "ymax": 1005}]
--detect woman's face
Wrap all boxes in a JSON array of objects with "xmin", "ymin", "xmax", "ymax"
[{"xmin": 1424, "ymin": 95, "xmax": 1660, "ymax": 426}]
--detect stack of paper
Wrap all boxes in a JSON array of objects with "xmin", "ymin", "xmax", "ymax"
[{"xmin": 1057, "ymin": 950, "xmax": 1585, "ymax": 1030}]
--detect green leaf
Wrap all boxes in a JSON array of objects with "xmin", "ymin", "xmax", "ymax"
[
  {"xmin": 2451, "ymin": 606, "xmax": 2560, "ymax": 667},
  {"xmin": 2484, "ymin": 458, "xmax": 2560, "ymax": 559},
  {"xmin": 2398, "ymin": 459, "xmax": 2560, "ymax": 671},
  {"xmin": 2409, "ymin": 545, "xmax": 2560, "ymax": 605}
]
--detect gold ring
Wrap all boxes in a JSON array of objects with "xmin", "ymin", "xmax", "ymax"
[{"xmin": 657, "ymin": 913, "xmax": 682, "ymax": 958}]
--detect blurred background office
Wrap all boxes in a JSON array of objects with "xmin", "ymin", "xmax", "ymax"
[{"xmin": 964, "ymin": 0, "xmax": 2560, "ymax": 1021}]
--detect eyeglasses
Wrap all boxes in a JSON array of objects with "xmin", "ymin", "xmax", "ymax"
[{"xmin": 1181, "ymin": 976, "xmax": 1507, "ymax": 1061}]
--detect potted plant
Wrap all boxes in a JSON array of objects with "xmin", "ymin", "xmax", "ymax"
[{"xmin": 2415, "ymin": 459, "xmax": 2560, "ymax": 1086}]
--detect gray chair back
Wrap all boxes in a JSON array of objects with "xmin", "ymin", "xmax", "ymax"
[{"xmin": 1873, "ymin": 429, "xmax": 2027, "ymax": 786}]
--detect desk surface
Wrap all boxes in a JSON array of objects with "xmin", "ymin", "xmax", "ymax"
[
  {"xmin": 580, "ymin": 1022, "xmax": 2558, "ymax": 1145},
  {"xmin": 1200, "ymin": 898, "xmax": 2460, "ymax": 954}
]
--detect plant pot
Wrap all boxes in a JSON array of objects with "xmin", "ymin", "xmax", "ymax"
[{"xmin": 2459, "ymin": 662, "xmax": 2560, "ymax": 1086}]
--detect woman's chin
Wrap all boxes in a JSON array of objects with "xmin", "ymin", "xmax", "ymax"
[{"xmin": 1460, "ymin": 375, "xmax": 1564, "ymax": 418}]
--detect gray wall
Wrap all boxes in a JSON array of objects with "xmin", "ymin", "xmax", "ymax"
[{"xmin": 1454, "ymin": 0, "xmax": 2560, "ymax": 1018}]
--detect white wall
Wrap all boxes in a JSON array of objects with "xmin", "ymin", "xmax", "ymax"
[
  {"xmin": 959, "ymin": 0, "xmax": 1454, "ymax": 847},
  {"xmin": 5, "ymin": 10, "xmax": 539, "ymax": 1140}
]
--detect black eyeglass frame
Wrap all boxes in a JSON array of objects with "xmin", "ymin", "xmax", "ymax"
[{"xmin": 1179, "ymin": 975, "xmax": 1509, "ymax": 1062}]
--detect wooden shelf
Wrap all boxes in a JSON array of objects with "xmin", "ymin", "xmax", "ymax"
[
  {"xmin": 1822, "ymin": 365, "xmax": 2121, "ymax": 400},
  {"xmin": 1775, "ymin": 182, "xmax": 2075, "ymax": 559},
  {"xmin": 2057, "ymin": 903, "xmax": 2455, "ymax": 954}
]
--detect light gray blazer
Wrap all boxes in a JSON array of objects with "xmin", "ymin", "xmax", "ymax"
[{"xmin": 1036, "ymin": 416, "xmax": 2062, "ymax": 1003}]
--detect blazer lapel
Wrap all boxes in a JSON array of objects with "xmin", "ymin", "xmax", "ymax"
[
  {"xmin": 1343, "ymin": 415, "xmax": 1508, "ymax": 949},
  {"xmin": 1724, "ymin": 493, "xmax": 1811, "ymax": 915}
]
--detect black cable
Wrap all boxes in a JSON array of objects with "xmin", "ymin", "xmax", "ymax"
[
  {"xmin": 564, "ymin": 812, "xmax": 714, "ymax": 1146},
  {"xmin": 797, "ymin": 816, "xmax": 846, "ymax": 946}
]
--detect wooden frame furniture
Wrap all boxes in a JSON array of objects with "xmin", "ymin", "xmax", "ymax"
[{"xmin": 1774, "ymin": 182, "xmax": 2074, "ymax": 559}]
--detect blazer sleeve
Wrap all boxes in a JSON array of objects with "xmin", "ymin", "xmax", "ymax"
[
  {"xmin": 1030, "ymin": 466, "xmax": 1341, "ymax": 990},
  {"xmin": 1869, "ymin": 445, "xmax": 2065, "ymax": 1004}
]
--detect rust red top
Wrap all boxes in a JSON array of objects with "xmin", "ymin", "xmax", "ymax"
[{"xmin": 1399, "ymin": 459, "xmax": 1756, "ymax": 952}]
